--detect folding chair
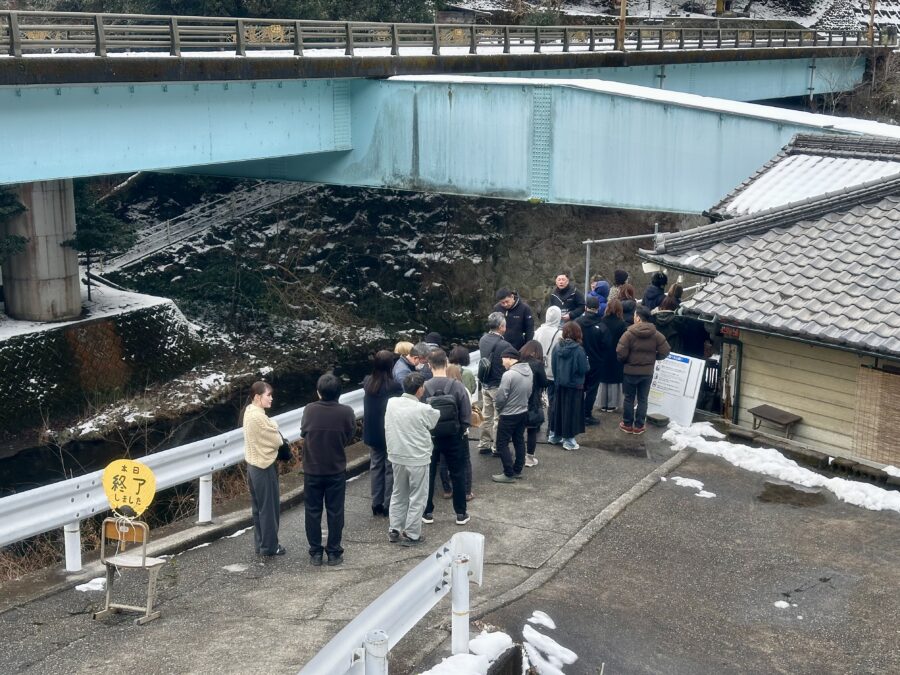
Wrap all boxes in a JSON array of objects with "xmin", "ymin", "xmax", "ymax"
[{"xmin": 92, "ymin": 518, "xmax": 166, "ymax": 625}]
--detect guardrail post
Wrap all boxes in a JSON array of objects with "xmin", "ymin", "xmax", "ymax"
[
  {"xmin": 503, "ymin": 25, "xmax": 510, "ymax": 54},
  {"xmin": 678, "ymin": 28, "xmax": 684, "ymax": 49},
  {"xmin": 562, "ymin": 27, "xmax": 569, "ymax": 52},
  {"xmin": 716, "ymin": 29, "xmax": 722, "ymax": 48},
  {"xmin": 235, "ymin": 19, "xmax": 246, "ymax": 56},
  {"xmin": 469, "ymin": 25, "xmax": 476, "ymax": 55},
  {"xmin": 636, "ymin": 29, "xmax": 643, "ymax": 50},
  {"xmin": 698, "ymin": 29, "xmax": 704, "ymax": 48},
  {"xmin": 432, "ymin": 24, "xmax": 440, "ymax": 55},
  {"xmin": 170, "ymin": 17, "xmax": 181, "ymax": 56},
  {"xmin": 7, "ymin": 12, "xmax": 21, "ymax": 57},
  {"xmin": 588, "ymin": 28, "xmax": 595, "ymax": 52},
  {"xmin": 658, "ymin": 28, "xmax": 664, "ymax": 49},
  {"xmin": 451, "ymin": 554, "xmax": 470, "ymax": 654},
  {"xmin": 93, "ymin": 14, "xmax": 106, "ymax": 56},
  {"xmin": 783, "ymin": 30, "xmax": 788, "ymax": 47},
  {"xmin": 798, "ymin": 30, "xmax": 804, "ymax": 47},
  {"xmin": 751, "ymin": 30, "xmax": 756, "ymax": 47},
  {"xmin": 294, "ymin": 20, "xmax": 304, "ymax": 56},
  {"xmin": 198, "ymin": 473, "xmax": 213, "ymax": 524},
  {"xmin": 534, "ymin": 26, "xmax": 541, "ymax": 53},
  {"xmin": 345, "ymin": 22, "xmax": 354, "ymax": 56},
  {"xmin": 64, "ymin": 521, "xmax": 82, "ymax": 572},
  {"xmin": 364, "ymin": 630, "xmax": 389, "ymax": 674},
  {"xmin": 734, "ymin": 30, "xmax": 740, "ymax": 48}
]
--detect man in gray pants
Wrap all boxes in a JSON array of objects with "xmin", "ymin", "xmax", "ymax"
[{"xmin": 385, "ymin": 373, "xmax": 440, "ymax": 546}]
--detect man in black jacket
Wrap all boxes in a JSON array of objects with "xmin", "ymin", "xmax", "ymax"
[
  {"xmin": 547, "ymin": 272, "xmax": 585, "ymax": 323},
  {"xmin": 493, "ymin": 288, "xmax": 534, "ymax": 350},
  {"xmin": 476, "ymin": 312, "xmax": 512, "ymax": 456},
  {"xmin": 301, "ymin": 373, "xmax": 356, "ymax": 567},
  {"xmin": 576, "ymin": 296, "xmax": 611, "ymax": 425}
]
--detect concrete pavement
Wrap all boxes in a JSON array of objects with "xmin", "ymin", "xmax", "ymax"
[
  {"xmin": 0, "ymin": 419, "xmax": 682, "ymax": 674},
  {"xmin": 478, "ymin": 451, "xmax": 900, "ymax": 674}
]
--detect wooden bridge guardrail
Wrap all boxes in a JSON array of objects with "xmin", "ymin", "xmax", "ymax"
[{"xmin": 0, "ymin": 10, "xmax": 891, "ymax": 58}]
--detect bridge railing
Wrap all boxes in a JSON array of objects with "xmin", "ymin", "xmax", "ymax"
[{"xmin": 0, "ymin": 10, "xmax": 889, "ymax": 58}]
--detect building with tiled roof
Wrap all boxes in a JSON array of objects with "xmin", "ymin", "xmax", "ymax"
[{"xmin": 640, "ymin": 134, "xmax": 900, "ymax": 464}]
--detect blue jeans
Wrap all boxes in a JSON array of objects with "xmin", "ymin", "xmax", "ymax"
[{"xmin": 622, "ymin": 374, "xmax": 653, "ymax": 428}]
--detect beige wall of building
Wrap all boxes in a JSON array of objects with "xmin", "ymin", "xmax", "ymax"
[{"xmin": 735, "ymin": 332, "xmax": 876, "ymax": 456}]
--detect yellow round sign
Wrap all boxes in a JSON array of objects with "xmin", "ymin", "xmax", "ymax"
[{"xmin": 102, "ymin": 459, "xmax": 157, "ymax": 518}]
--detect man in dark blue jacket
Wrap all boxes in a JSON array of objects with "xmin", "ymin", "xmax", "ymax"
[{"xmin": 493, "ymin": 288, "xmax": 534, "ymax": 350}]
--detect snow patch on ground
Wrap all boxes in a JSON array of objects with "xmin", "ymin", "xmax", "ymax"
[
  {"xmin": 420, "ymin": 653, "xmax": 490, "ymax": 675},
  {"xmin": 527, "ymin": 610, "xmax": 557, "ymax": 630},
  {"xmin": 669, "ymin": 476, "xmax": 716, "ymax": 498},
  {"xmin": 884, "ymin": 465, "xmax": 900, "ymax": 477},
  {"xmin": 75, "ymin": 577, "xmax": 106, "ymax": 592},
  {"xmin": 664, "ymin": 422, "xmax": 900, "ymax": 514},
  {"xmin": 0, "ymin": 285, "xmax": 171, "ymax": 342},
  {"xmin": 469, "ymin": 629, "xmax": 514, "ymax": 660},
  {"xmin": 224, "ymin": 527, "xmax": 252, "ymax": 539},
  {"xmin": 774, "ymin": 600, "xmax": 791, "ymax": 608}
]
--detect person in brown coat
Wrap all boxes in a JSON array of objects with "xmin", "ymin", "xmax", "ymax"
[{"xmin": 616, "ymin": 305, "xmax": 671, "ymax": 435}]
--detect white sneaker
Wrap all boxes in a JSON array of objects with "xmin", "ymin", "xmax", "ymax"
[
  {"xmin": 562, "ymin": 439, "xmax": 579, "ymax": 451},
  {"xmin": 525, "ymin": 455, "xmax": 539, "ymax": 467}
]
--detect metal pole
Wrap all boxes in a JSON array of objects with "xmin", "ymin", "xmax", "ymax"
[
  {"xmin": 868, "ymin": 0, "xmax": 876, "ymax": 46},
  {"xmin": 653, "ymin": 221, "xmax": 659, "ymax": 250},
  {"xmin": 364, "ymin": 629, "xmax": 389, "ymax": 675},
  {"xmin": 64, "ymin": 521, "xmax": 82, "ymax": 572},
  {"xmin": 584, "ymin": 242, "xmax": 591, "ymax": 299},
  {"xmin": 451, "ymin": 554, "xmax": 470, "ymax": 654},
  {"xmin": 616, "ymin": 0, "xmax": 627, "ymax": 51},
  {"xmin": 198, "ymin": 473, "xmax": 213, "ymax": 524}
]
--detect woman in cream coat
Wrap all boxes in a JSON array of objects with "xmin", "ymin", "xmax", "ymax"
[{"xmin": 242, "ymin": 381, "xmax": 286, "ymax": 556}]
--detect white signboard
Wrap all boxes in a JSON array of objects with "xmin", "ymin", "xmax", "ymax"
[{"xmin": 647, "ymin": 352, "xmax": 706, "ymax": 427}]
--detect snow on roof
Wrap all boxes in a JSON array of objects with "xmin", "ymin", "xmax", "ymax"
[
  {"xmin": 641, "ymin": 136, "xmax": 900, "ymax": 357},
  {"xmin": 392, "ymin": 75, "xmax": 900, "ymax": 139},
  {"xmin": 709, "ymin": 135, "xmax": 900, "ymax": 218},
  {"xmin": 0, "ymin": 285, "xmax": 172, "ymax": 342}
]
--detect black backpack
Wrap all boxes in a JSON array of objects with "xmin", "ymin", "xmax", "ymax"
[{"xmin": 426, "ymin": 385, "xmax": 460, "ymax": 438}]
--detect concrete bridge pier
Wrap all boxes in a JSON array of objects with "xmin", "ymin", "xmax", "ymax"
[{"xmin": 2, "ymin": 180, "xmax": 81, "ymax": 321}]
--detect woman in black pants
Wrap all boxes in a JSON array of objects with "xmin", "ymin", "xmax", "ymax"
[
  {"xmin": 362, "ymin": 350, "xmax": 402, "ymax": 516},
  {"xmin": 520, "ymin": 340, "xmax": 549, "ymax": 467}
]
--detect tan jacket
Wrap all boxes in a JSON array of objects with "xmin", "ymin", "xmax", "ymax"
[{"xmin": 243, "ymin": 403, "xmax": 281, "ymax": 469}]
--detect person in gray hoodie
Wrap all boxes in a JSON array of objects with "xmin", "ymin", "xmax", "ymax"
[
  {"xmin": 384, "ymin": 373, "xmax": 440, "ymax": 546},
  {"xmin": 491, "ymin": 347, "xmax": 534, "ymax": 483}
]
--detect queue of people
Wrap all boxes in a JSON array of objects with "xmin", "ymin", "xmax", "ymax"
[{"xmin": 240, "ymin": 267, "xmax": 679, "ymax": 564}]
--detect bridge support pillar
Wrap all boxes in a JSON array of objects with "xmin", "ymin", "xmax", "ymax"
[{"xmin": 2, "ymin": 180, "xmax": 81, "ymax": 321}]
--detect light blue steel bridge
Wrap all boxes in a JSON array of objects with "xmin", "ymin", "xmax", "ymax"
[{"xmin": 1, "ymin": 11, "xmax": 898, "ymax": 321}]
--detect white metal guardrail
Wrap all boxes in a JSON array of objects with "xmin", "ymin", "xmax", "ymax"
[
  {"xmin": 0, "ymin": 353, "xmax": 482, "ymax": 572},
  {"xmin": 0, "ymin": 388, "xmax": 362, "ymax": 571},
  {"xmin": 299, "ymin": 531, "xmax": 484, "ymax": 675}
]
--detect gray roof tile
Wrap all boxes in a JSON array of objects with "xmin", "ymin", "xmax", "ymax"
[{"xmin": 648, "ymin": 187, "xmax": 900, "ymax": 358}]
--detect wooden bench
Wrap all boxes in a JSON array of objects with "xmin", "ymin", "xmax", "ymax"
[{"xmin": 748, "ymin": 404, "xmax": 803, "ymax": 440}]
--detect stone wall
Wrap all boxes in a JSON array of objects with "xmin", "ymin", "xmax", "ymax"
[{"xmin": 0, "ymin": 301, "xmax": 207, "ymax": 446}]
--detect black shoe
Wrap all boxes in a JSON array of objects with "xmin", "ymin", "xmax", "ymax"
[
  {"xmin": 326, "ymin": 553, "xmax": 344, "ymax": 566},
  {"xmin": 584, "ymin": 417, "xmax": 600, "ymax": 426},
  {"xmin": 513, "ymin": 472, "xmax": 524, "ymax": 480},
  {"xmin": 310, "ymin": 552, "xmax": 323, "ymax": 566},
  {"xmin": 388, "ymin": 529, "xmax": 401, "ymax": 543},
  {"xmin": 421, "ymin": 512, "xmax": 434, "ymax": 524},
  {"xmin": 478, "ymin": 448, "xmax": 493, "ymax": 455},
  {"xmin": 491, "ymin": 451, "xmax": 500, "ymax": 457},
  {"xmin": 400, "ymin": 533, "xmax": 425, "ymax": 547},
  {"xmin": 264, "ymin": 544, "xmax": 287, "ymax": 557}
]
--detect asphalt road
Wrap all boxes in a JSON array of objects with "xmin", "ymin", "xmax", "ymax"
[{"xmin": 482, "ymin": 452, "xmax": 900, "ymax": 675}]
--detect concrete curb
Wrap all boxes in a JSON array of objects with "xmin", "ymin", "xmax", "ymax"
[
  {"xmin": 467, "ymin": 446, "xmax": 697, "ymax": 622},
  {"xmin": 0, "ymin": 451, "xmax": 372, "ymax": 616}
]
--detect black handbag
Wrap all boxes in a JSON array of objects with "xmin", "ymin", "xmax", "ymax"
[
  {"xmin": 276, "ymin": 435, "xmax": 293, "ymax": 461},
  {"xmin": 527, "ymin": 407, "xmax": 545, "ymax": 427}
]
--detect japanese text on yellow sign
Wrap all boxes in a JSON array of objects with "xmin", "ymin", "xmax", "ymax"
[{"xmin": 102, "ymin": 459, "xmax": 157, "ymax": 517}]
